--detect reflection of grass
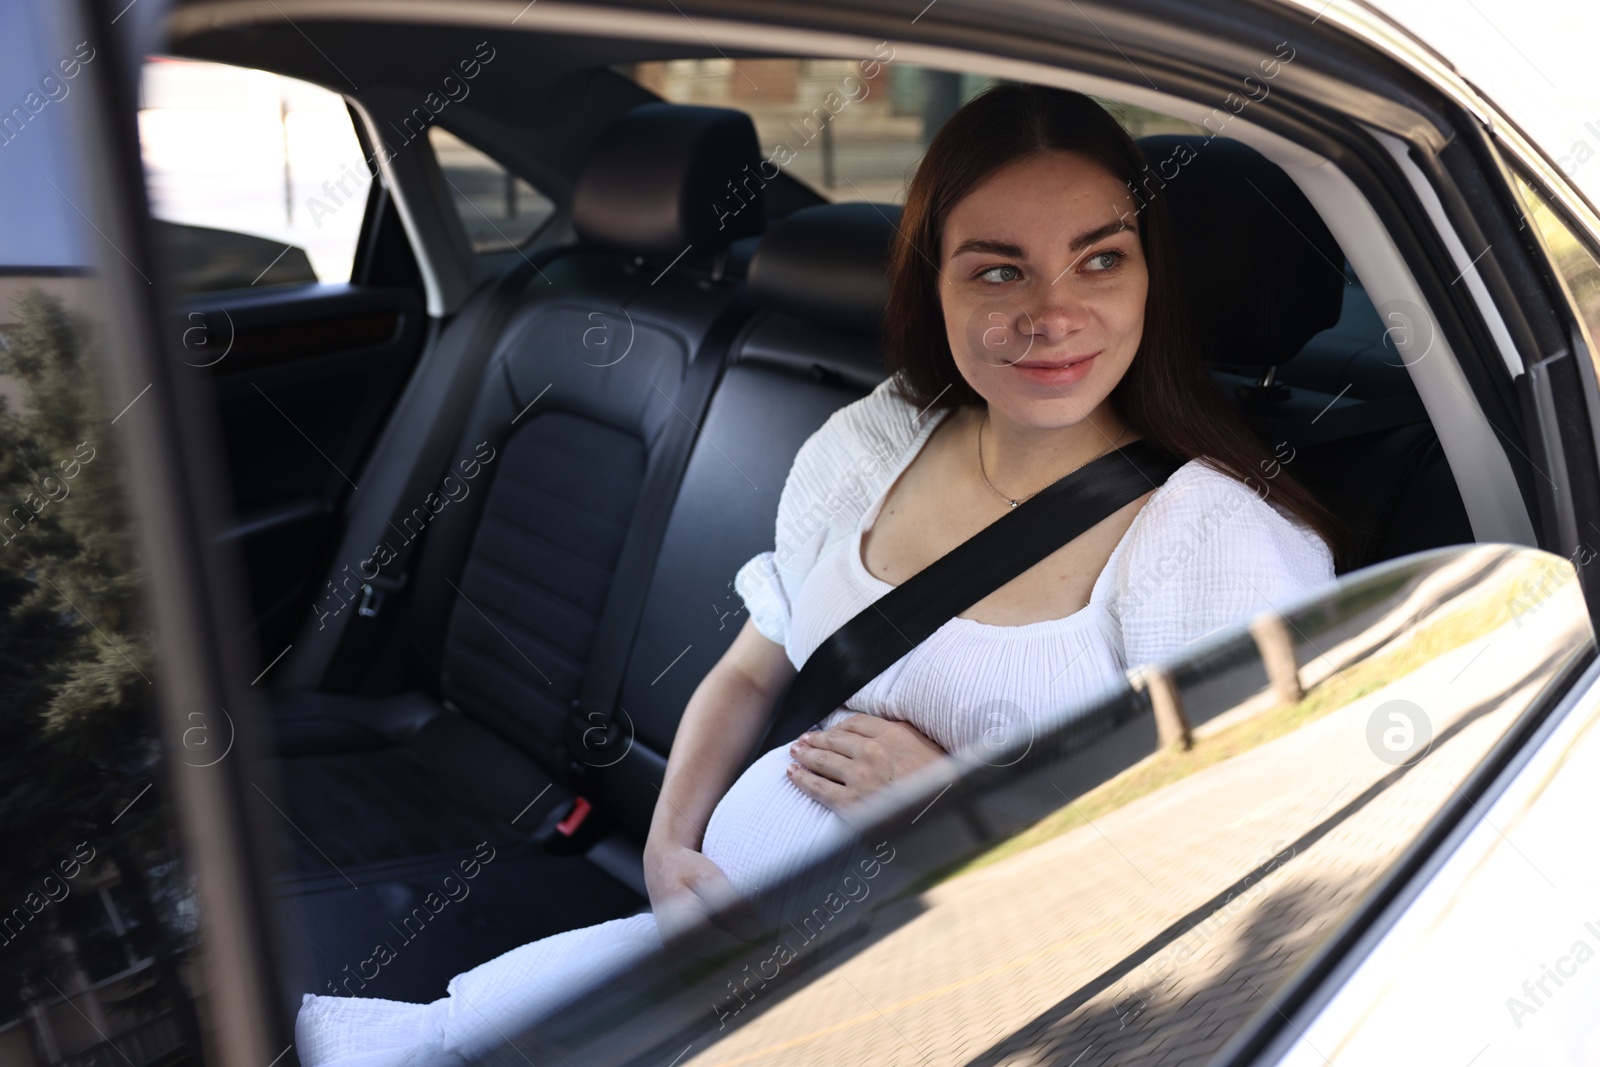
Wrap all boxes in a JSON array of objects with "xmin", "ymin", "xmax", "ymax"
[
  {"xmin": 908, "ymin": 557, "xmax": 1575, "ymax": 893},
  {"xmin": 1516, "ymin": 173, "xmax": 1600, "ymax": 340}
]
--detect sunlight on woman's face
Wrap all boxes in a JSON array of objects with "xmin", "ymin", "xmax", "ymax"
[{"xmin": 939, "ymin": 149, "xmax": 1148, "ymax": 429}]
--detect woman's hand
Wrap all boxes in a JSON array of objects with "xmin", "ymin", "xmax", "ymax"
[
  {"xmin": 643, "ymin": 842, "xmax": 762, "ymax": 945},
  {"xmin": 785, "ymin": 715, "xmax": 946, "ymax": 813}
]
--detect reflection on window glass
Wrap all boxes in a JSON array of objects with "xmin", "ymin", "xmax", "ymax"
[
  {"xmin": 623, "ymin": 58, "xmax": 1196, "ymax": 203},
  {"xmin": 60, "ymin": 891, "xmax": 131, "ymax": 984},
  {"xmin": 492, "ymin": 546, "xmax": 1590, "ymax": 1067},
  {"xmin": 0, "ymin": 285, "xmax": 202, "ymax": 1065},
  {"xmin": 1515, "ymin": 171, "xmax": 1600, "ymax": 360},
  {"xmin": 428, "ymin": 126, "xmax": 554, "ymax": 253},
  {"xmin": 139, "ymin": 56, "xmax": 373, "ymax": 290},
  {"xmin": 669, "ymin": 550, "xmax": 1589, "ymax": 1067}
]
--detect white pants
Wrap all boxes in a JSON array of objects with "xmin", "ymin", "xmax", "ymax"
[{"xmin": 294, "ymin": 911, "xmax": 662, "ymax": 1067}]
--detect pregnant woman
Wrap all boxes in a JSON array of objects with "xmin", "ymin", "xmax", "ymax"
[{"xmin": 296, "ymin": 83, "xmax": 1345, "ymax": 1066}]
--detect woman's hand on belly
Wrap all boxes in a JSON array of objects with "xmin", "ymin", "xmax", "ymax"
[
  {"xmin": 644, "ymin": 843, "xmax": 763, "ymax": 945},
  {"xmin": 786, "ymin": 715, "xmax": 947, "ymax": 813}
]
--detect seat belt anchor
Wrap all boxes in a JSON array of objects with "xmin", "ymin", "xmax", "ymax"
[
  {"xmin": 531, "ymin": 795, "xmax": 605, "ymax": 854},
  {"xmin": 357, "ymin": 572, "xmax": 410, "ymax": 618},
  {"xmin": 555, "ymin": 796, "xmax": 592, "ymax": 836}
]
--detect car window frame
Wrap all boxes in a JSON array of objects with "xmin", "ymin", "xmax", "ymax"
[
  {"xmin": 142, "ymin": 1, "xmax": 1600, "ymax": 1062},
  {"xmin": 1506, "ymin": 162, "xmax": 1600, "ymax": 509}
]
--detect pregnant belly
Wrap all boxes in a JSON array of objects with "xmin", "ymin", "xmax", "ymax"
[{"xmin": 700, "ymin": 743, "xmax": 857, "ymax": 901}]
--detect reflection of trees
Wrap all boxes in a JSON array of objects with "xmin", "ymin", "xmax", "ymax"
[{"xmin": 0, "ymin": 290, "xmax": 199, "ymax": 1058}]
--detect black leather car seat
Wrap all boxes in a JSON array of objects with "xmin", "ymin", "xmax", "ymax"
[
  {"xmin": 271, "ymin": 102, "xmax": 764, "ymax": 782},
  {"xmin": 1137, "ymin": 134, "xmax": 1473, "ymax": 572},
  {"xmin": 588, "ymin": 201, "xmax": 903, "ymax": 838}
]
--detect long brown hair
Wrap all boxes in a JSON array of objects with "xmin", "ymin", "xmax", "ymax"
[{"xmin": 882, "ymin": 83, "xmax": 1351, "ymax": 570}]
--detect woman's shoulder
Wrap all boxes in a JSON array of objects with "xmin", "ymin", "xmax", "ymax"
[
  {"xmin": 1108, "ymin": 454, "xmax": 1337, "ymax": 664},
  {"xmin": 738, "ymin": 376, "xmax": 931, "ymax": 654},
  {"xmin": 1113, "ymin": 454, "xmax": 1335, "ymax": 597},
  {"xmin": 1138, "ymin": 456, "xmax": 1324, "ymax": 541}
]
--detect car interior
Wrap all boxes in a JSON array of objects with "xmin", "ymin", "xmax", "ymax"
[{"xmin": 148, "ymin": 21, "xmax": 1508, "ymax": 1013}]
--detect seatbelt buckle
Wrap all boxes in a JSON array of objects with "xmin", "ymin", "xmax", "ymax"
[
  {"xmin": 555, "ymin": 796, "xmax": 592, "ymax": 836},
  {"xmin": 357, "ymin": 572, "xmax": 409, "ymax": 618},
  {"xmin": 531, "ymin": 795, "xmax": 605, "ymax": 855}
]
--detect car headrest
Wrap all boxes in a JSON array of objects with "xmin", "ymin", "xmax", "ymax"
[
  {"xmin": 572, "ymin": 102, "xmax": 765, "ymax": 260},
  {"xmin": 1137, "ymin": 135, "xmax": 1344, "ymax": 368},
  {"xmin": 746, "ymin": 202, "xmax": 902, "ymax": 335}
]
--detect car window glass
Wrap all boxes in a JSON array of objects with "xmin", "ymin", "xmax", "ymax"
[
  {"xmin": 0, "ymin": 146, "xmax": 206, "ymax": 1067},
  {"xmin": 1514, "ymin": 171, "xmax": 1600, "ymax": 363},
  {"xmin": 0, "ymin": 258, "xmax": 207, "ymax": 1067},
  {"xmin": 621, "ymin": 58, "xmax": 1194, "ymax": 203},
  {"xmin": 496, "ymin": 545, "xmax": 1591, "ymax": 1067},
  {"xmin": 427, "ymin": 125, "xmax": 555, "ymax": 253},
  {"xmin": 1, "ymin": 8, "xmax": 205, "ymax": 1055},
  {"xmin": 142, "ymin": 33, "xmax": 1583, "ymax": 1066},
  {"xmin": 139, "ymin": 57, "xmax": 372, "ymax": 292}
]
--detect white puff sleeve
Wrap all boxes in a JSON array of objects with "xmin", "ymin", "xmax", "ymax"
[
  {"xmin": 1111, "ymin": 461, "xmax": 1338, "ymax": 669},
  {"xmin": 734, "ymin": 550, "xmax": 791, "ymax": 646}
]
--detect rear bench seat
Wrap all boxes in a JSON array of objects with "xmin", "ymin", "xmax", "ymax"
[
  {"xmin": 265, "ymin": 101, "xmax": 772, "ymax": 1001},
  {"xmin": 592, "ymin": 201, "xmax": 900, "ymax": 838},
  {"xmin": 262, "ymin": 107, "xmax": 900, "ymax": 1003}
]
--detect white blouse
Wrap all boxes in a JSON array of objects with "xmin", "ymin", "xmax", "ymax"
[
  {"xmin": 732, "ymin": 373, "xmax": 1338, "ymax": 757},
  {"xmin": 695, "ymin": 373, "xmax": 1337, "ymax": 922}
]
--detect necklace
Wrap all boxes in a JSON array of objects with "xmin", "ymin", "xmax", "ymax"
[{"xmin": 977, "ymin": 411, "xmax": 1128, "ymax": 508}]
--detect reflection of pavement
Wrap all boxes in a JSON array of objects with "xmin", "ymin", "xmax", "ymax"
[{"xmin": 687, "ymin": 581, "xmax": 1590, "ymax": 1067}]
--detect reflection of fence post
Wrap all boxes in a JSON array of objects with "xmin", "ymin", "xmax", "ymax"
[
  {"xmin": 820, "ymin": 120, "xmax": 835, "ymax": 188},
  {"xmin": 1251, "ymin": 613, "xmax": 1303, "ymax": 707},
  {"xmin": 279, "ymin": 88, "xmax": 293, "ymax": 226},
  {"xmin": 1134, "ymin": 665, "xmax": 1191, "ymax": 750}
]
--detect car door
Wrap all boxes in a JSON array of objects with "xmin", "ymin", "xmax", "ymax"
[
  {"xmin": 139, "ymin": 57, "xmax": 429, "ymax": 662},
  {"xmin": 1, "ymin": 6, "xmax": 589, "ymax": 1065},
  {"xmin": 1233, "ymin": 63, "xmax": 1600, "ymax": 1067},
  {"xmin": 440, "ymin": 541, "xmax": 1594, "ymax": 1066},
  {"xmin": 24, "ymin": 3, "xmax": 1600, "ymax": 1067}
]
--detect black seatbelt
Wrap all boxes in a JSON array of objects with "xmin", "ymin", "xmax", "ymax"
[
  {"xmin": 759, "ymin": 438, "xmax": 1186, "ymax": 751},
  {"xmin": 320, "ymin": 255, "xmax": 547, "ymax": 691},
  {"xmin": 565, "ymin": 296, "xmax": 755, "ymax": 777}
]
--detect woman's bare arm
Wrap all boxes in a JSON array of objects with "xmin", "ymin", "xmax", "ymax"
[
  {"xmin": 647, "ymin": 616, "xmax": 795, "ymax": 850},
  {"xmin": 643, "ymin": 617, "xmax": 795, "ymax": 934}
]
